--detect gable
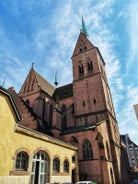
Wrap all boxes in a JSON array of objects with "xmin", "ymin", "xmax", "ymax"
[
  {"xmin": 34, "ymin": 70, "xmax": 55, "ymax": 96},
  {"xmin": 19, "ymin": 67, "xmax": 55, "ymax": 97},
  {"xmin": 19, "ymin": 67, "xmax": 39, "ymax": 96},
  {"xmin": 0, "ymin": 86, "xmax": 21, "ymax": 122},
  {"xmin": 72, "ymin": 32, "xmax": 95, "ymax": 58}
]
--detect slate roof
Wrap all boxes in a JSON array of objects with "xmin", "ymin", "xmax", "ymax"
[
  {"xmin": 53, "ymin": 83, "xmax": 73, "ymax": 100},
  {"xmin": 34, "ymin": 70, "xmax": 55, "ymax": 97}
]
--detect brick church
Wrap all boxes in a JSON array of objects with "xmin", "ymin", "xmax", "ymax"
[{"xmin": 16, "ymin": 18, "xmax": 121, "ymax": 183}]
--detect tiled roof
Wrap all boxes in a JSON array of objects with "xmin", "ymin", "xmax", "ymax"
[
  {"xmin": 34, "ymin": 70, "xmax": 55, "ymax": 96},
  {"xmin": 53, "ymin": 83, "xmax": 73, "ymax": 100}
]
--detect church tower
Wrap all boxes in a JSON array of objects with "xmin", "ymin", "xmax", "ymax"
[
  {"xmin": 70, "ymin": 18, "xmax": 121, "ymax": 183},
  {"xmin": 72, "ymin": 17, "xmax": 115, "ymax": 120},
  {"xmin": 17, "ymin": 18, "xmax": 121, "ymax": 184}
]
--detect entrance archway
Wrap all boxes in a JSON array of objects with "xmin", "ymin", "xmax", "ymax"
[{"xmin": 31, "ymin": 151, "xmax": 49, "ymax": 184}]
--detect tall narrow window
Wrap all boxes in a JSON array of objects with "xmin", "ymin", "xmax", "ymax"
[
  {"xmin": 106, "ymin": 142, "xmax": 111, "ymax": 160},
  {"xmin": 62, "ymin": 104, "xmax": 66, "ymax": 112},
  {"xmin": 83, "ymin": 140, "xmax": 93, "ymax": 159},
  {"xmin": 72, "ymin": 155, "xmax": 76, "ymax": 162},
  {"xmin": 34, "ymin": 97, "xmax": 43, "ymax": 118},
  {"xmin": 64, "ymin": 159, "xmax": 69, "ymax": 172},
  {"xmin": 78, "ymin": 65, "xmax": 84, "ymax": 77},
  {"xmin": 15, "ymin": 151, "xmax": 29, "ymax": 171},
  {"xmin": 87, "ymin": 61, "xmax": 93, "ymax": 73},
  {"xmin": 61, "ymin": 104, "xmax": 67, "ymax": 130},
  {"xmin": 53, "ymin": 158, "xmax": 60, "ymax": 173}
]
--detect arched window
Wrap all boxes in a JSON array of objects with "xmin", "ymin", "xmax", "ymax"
[
  {"xmin": 31, "ymin": 151, "xmax": 49, "ymax": 184},
  {"xmin": 64, "ymin": 159, "xmax": 69, "ymax": 172},
  {"xmin": 15, "ymin": 151, "xmax": 29, "ymax": 170},
  {"xmin": 78, "ymin": 65, "xmax": 84, "ymax": 77},
  {"xmin": 53, "ymin": 158, "xmax": 60, "ymax": 173},
  {"xmin": 87, "ymin": 61, "xmax": 93, "ymax": 73},
  {"xmin": 83, "ymin": 140, "xmax": 93, "ymax": 159}
]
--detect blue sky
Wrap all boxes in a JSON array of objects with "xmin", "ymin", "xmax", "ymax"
[{"xmin": 0, "ymin": 0, "xmax": 138, "ymax": 144}]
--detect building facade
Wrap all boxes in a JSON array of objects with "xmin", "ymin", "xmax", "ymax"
[
  {"xmin": 121, "ymin": 134, "xmax": 138, "ymax": 168},
  {"xmin": 0, "ymin": 86, "xmax": 78, "ymax": 184},
  {"xmin": 17, "ymin": 20, "xmax": 121, "ymax": 184},
  {"xmin": 120, "ymin": 136, "xmax": 132, "ymax": 183},
  {"xmin": 121, "ymin": 134, "xmax": 138, "ymax": 181}
]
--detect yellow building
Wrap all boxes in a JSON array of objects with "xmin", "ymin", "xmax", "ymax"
[{"xmin": 0, "ymin": 86, "xmax": 78, "ymax": 184}]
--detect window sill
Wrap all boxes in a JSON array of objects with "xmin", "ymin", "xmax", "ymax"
[{"xmin": 9, "ymin": 170, "xmax": 29, "ymax": 176}]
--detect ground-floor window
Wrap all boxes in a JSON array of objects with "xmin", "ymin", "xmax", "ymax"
[
  {"xmin": 15, "ymin": 151, "xmax": 29, "ymax": 170},
  {"xmin": 53, "ymin": 157, "xmax": 60, "ymax": 173},
  {"xmin": 64, "ymin": 159, "xmax": 69, "ymax": 172},
  {"xmin": 31, "ymin": 151, "xmax": 49, "ymax": 184}
]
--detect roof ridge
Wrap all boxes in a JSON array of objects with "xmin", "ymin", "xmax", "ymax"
[{"xmin": 55, "ymin": 83, "xmax": 73, "ymax": 90}]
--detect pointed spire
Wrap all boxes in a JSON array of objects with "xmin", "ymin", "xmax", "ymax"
[
  {"xmin": 81, "ymin": 16, "xmax": 89, "ymax": 37},
  {"xmin": 54, "ymin": 71, "xmax": 58, "ymax": 86}
]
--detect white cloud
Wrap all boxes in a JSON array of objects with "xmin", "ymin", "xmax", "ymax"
[{"xmin": 126, "ymin": 1, "xmax": 138, "ymax": 72}]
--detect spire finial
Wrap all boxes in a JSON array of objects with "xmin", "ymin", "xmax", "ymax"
[
  {"xmin": 81, "ymin": 16, "xmax": 89, "ymax": 37},
  {"xmin": 32, "ymin": 62, "xmax": 34, "ymax": 68},
  {"xmin": 54, "ymin": 71, "xmax": 59, "ymax": 86},
  {"xmin": 2, "ymin": 76, "xmax": 6, "ymax": 87}
]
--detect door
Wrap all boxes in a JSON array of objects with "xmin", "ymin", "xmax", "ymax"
[{"xmin": 31, "ymin": 151, "xmax": 49, "ymax": 184}]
